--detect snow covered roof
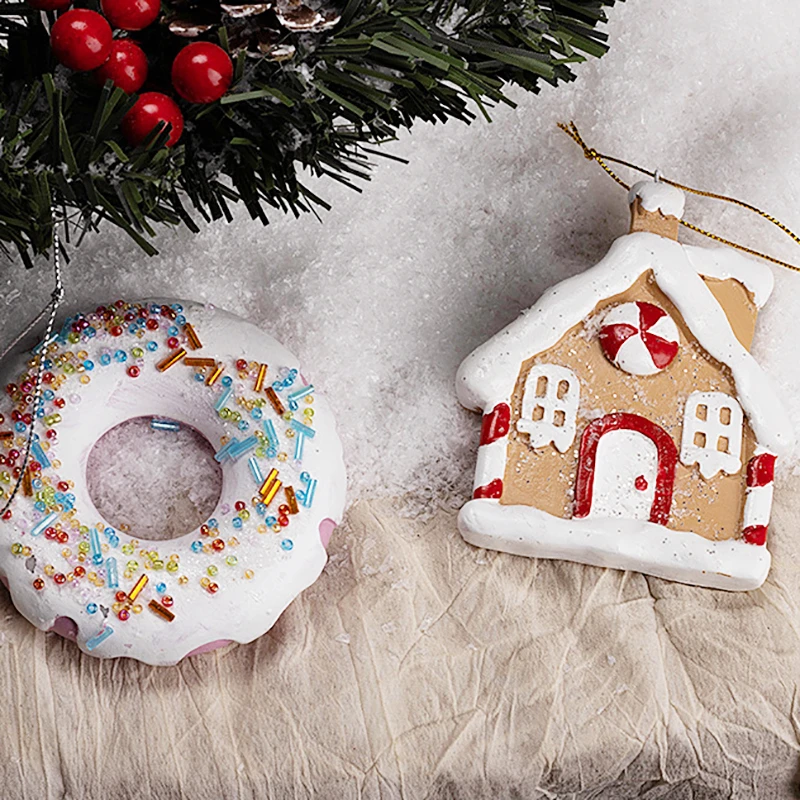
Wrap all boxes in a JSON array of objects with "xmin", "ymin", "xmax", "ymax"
[{"xmin": 456, "ymin": 231, "xmax": 794, "ymax": 456}]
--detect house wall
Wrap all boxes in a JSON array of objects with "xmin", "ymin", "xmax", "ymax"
[{"xmin": 501, "ymin": 270, "xmax": 758, "ymax": 542}]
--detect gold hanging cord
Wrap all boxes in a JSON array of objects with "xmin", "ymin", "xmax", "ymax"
[{"xmin": 558, "ymin": 121, "xmax": 800, "ymax": 273}]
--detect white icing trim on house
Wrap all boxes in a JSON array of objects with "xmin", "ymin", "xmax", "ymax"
[
  {"xmin": 744, "ymin": 484, "xmax": 773, "ymax": 528},
  {"xmin": 458, "ymin": 499, "xmax": 770, "ymax": 592},
  {"xmin": 684, "ymin": 246, "xmax": 773, "ymax": 307},
  {"xmin": 628, "ymin": 181, "xmax": 685, "ymax": 219},
  {"xmin": 456, "ymin": 232, "xmax": 793, "ymax": 455},
  {"xmin": 474, "ymin": 438, "xmax": 507, "ymax": 491}
]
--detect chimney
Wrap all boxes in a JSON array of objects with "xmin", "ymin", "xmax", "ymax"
[
  {"xmin": 628, "ymin": 180, "xmax": 684, "ymax": 239},
  {"xmin": 627, "ymin": 180, "xmax": 758, "ymax": 349}
]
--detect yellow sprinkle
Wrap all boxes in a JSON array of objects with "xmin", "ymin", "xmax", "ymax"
[
  {"xmin": 156, "ymin": 349, "xmax": 186, "ymax": 372},
  {"xmin": 128, "ymin": 574, "xmax": 148, "ymax": 602}
]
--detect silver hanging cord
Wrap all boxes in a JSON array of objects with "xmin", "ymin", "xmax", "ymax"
[{"xmin": 0, "ymin": 220, "xmax": 65, "ymax": 517}]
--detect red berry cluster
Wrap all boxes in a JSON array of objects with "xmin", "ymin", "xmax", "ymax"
[{"xmin": 39, "ymin": 0, "xmax": 233, "ymax": 148}]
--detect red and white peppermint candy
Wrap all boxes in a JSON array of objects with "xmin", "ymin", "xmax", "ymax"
[{"xmin": 598, "ymin": 301, "xmax": 679, "ymax": 375}]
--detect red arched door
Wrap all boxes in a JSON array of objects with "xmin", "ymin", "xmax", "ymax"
[{"xmin": 573, "ymin": 413, "xmax": 678, "ymax": 526}]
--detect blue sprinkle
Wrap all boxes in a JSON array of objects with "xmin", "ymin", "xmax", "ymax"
[
  {"xmin": 214, "ymin": 386, "xmax": 234, "ymax": 413},
  {"xmin": 266, "ymin": 516, "xmax": 277, "ymax": 527},
  {"xmin": 281, "ymin": 539, "xmax": 293, "ymax": 551},
  {"xmin": 106, "ymin": 557, "xmax": 119, "ymax": 589},
  {"xmin": 300, "ymin": 471, "xmax": 311, "ymax": 482},
  {"xmin": 114, "ymin": 350, "xmax": 127, "ymax": 363},
  {"xmin": 34, "ymin": 501, "xmax": 46, "ymax": 512},
  {"xmin": 191, "ymin": 541, "xmax": 203, "ymax": 553},
  {"xmin": 85, "ymin": 327, "xmax": 96, "ymax": 338},
  {"xmin": 31, "ymin": 479, "xmax": 42, "ymax": 491},
  {"xmin": 36, "ymin": 408, "xmax": 45, "ymax": 418},
  {"xmin": 263, "ymin": 419, "xmax": 278, "ymax": 449},
  {"xmin": 156, "ymin": 582, "xmax": 167, "ymax": 594},
  {"xmin": 31, "ymin": 511, "xmax": 58, "ymax": 537},
  {"xmin": 86, "ymin": 603, "xmax": 97, "ymax": 614},
  {"xmin": 100, "ymin": 353, "xmax": 112, "ymax": 366},
  {"xmin": 238, "ymin": 420, "xmax": 249, "ymax": 431},
  {"xmin": 32, "ymin": 440, "xmax": 50, "ymax": 469},
  {"xmin": 221, "ymin": 376, "xmax": 233, "ymax": 388},
  {"xmin": 83, "ymin": 360, "xmax": 94, "ymax": 371},
  {"xmin": 176, "ymin": 315, "xmax": 186, "ymax": 325},
  {"xmin": 85, "ymin": 626, "xmax": 114, "ymax": 651},
  {"xmin": 14, "ymin": 422, "xmax": 26, "ymax": 433},
  {"xmin": 214, "ymin": 439, "xmax": 238, "ymax": 463},
  {"xmin": 43, "ymin": 389, "xmax": 55, "ymax": 401},
  {"xmin": 267, "ymin": 448, "xmax": 277, "ymax": 459},
  {"xmin": 271, "ymin": 381, "xmax": 282, "ymax": 392},
  {"xmin": 90, "ymin": 528, "xmax": 103, "ymax": 565},
  {"xmin": 248, "ymin": 457, "xmax": 264, "ymax": 485},
  {"xmin": 147, "ymin": 341, "xmax": 158, "ymax": 352},
  {"xmin": 256, "ymin": 503, "xmax": 267, "ymax": 516},
  {"xmin": 232, "ymin": 518, "xmax": 243, "ymax": 529},
  {"xmin": 171, "ymin": 303, "xmax": 183, "ymax": 313},
  {"xmin": 168, "ymin": 325, "xmax": 179, "ymax": 336},
  {"xmin": 290, "ymin": 419, "xmax": 316, "ymax": 439},
  {"xmin": 207, "ymin": 518, "xmax": 218, "ymax": 528},
  {"xmin": 289, "ymin": 369, "xmax": 298, "ymax": 378},
  {"xmin": 251, "ymin": 408, "xmax": 263, "ymax": 420}
]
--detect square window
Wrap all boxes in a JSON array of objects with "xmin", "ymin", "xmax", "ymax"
[{"xmin": 694, "ymin": 431, "xmax": 706, "ymax": 448}]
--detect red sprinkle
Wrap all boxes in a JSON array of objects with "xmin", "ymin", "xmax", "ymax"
[
  {"xmin": 53, "ymin": 573, "xmax": 66, "ymax": 585},
  {"xmin": 127, "ymin": 366, "xmax": 140, "ymax": 378}
]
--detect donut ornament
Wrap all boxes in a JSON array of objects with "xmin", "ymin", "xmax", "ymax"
[
  {"xmin": 0, "ymin": 300, "xmax": 345, "ymax": 665},
  {"xmin": 598, "ymin": 301, "xmax": 679, "ymax": 375}
]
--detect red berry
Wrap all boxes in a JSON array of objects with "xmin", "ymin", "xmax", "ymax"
[
  {"xmin": 211, "ymin": 538, "xmax": 225, "ymax": 551},
  {"xmin": 235, "ymin": 359, "xmax": 247, "ymax": 371},
  {"xmin": 33, "ymin": 578, "xmax": 44, "ymax": 590},
  {"xmin": 100, "ymin": 0, "xmax": 159, "ymax": 30},
  {"xmin": 234, "ymin": 500, "xmax": 246, "ymax": 512},
  {"xmin": 110, "ymin": 325, "xmax": 123, "ymax": 336},
  {"xmin": 1, "ymin": 511, "xmax": 11, "ymax": 521},
  {"xmin": 27, "ymin": 0, "xmax": 70, "ymax": 10},
  {"xmin": 121, "ymin": 92, "xmax": 184, "ymax": 147},
  {"xmin": 171, "ymin": 42, "xmax": 232, "ymax": 104},
  {"xmin": 167, "ymin": 336, "xmax": 179, "ymax": 349},
  {"xmin": 127, "ymin": 365, "xmax": 140, "ymax": 378},
  {"xmin": 58, "ymin": 482, "xmax": 69, "ymax": 492},
  {"xmin": 145, "ymin": 318, "xmax": 159, "ymax": 330},
  {"xmin": 53, "ymin": 573, "xmax": 66, "ymax": 585},
  {"xmin": 50, "ymin": 10, "xmax": 112, "ymax": 72},
  {"xmin": 115, "ymin": 591, "xmax": 128, "ymax": 603},
  {"xmin": 95, "ymin": 39, "xmax": 148, "ymax": 93},
  {"xmin": 161, "ymin": 595, "xmax": 173, "ymax": 607},
  {"xmin": 118, "ymin": 608, "xmax": 130, "ymax": 621},
  {"xmin": 74, "ymin": 565, "xmax": 86, "ymax": 577}
]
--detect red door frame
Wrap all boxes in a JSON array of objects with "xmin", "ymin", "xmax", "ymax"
[{"xmin": 573, "ymin": 413, "xmax": 678, "ymax": 526}]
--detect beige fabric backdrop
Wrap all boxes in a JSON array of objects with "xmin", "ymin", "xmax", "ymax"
[{"xmin": 1, "ymin": 491, "xmax": 799, "ymax": 799}]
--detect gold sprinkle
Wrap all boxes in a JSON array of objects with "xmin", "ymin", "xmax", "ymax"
[
  {"xmin": 265, "ymin": 387, "xmax": 285, "ymax": 416},
  {"xmin": 206, "ymin": 363, "xmax": 224, "ymax": 386},
  {"xmin": 263, "ymin": 479, "xmax": 282, "ymax": 507},
  {"xmin": 184, "ymin": 323, "xmax": 202, "ymax": 350},
  {"xmin": 128, "ymin": 574, "xmax": 148, "ymax": 602},
  {"xmin": 259, "ymin": 468, "xmax": 279, "ymax": 497},
  {"xmin": 285, "ymin": 486, "xmax": 299, "ymax": 514},
  {"xmin": 254, "ymin": 363, "xmax": 268, "ymax": 393},
  {"xmin": 184, "ymin": 357, "xmax": 216, "ymax": 368},
  {"xmin": 148, "ymin": 599, "xmax": 174, "ymax": 622},
  {"xmin": 157, "ymin": 349, "xmax": 186, "ymax": 372}
]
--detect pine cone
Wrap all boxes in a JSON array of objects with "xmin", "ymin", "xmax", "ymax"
[{"xmin": 165, "ymin": 0, "xmax": 341, "ymax": 61}]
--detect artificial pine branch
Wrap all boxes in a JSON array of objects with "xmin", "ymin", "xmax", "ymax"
[{"xmin": 0, "ymin": 0, "xmax": 621, "ymax": 266}]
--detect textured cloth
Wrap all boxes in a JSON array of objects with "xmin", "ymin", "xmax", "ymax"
[{"xmin": 0, "ymin": 494, "xmax": 798, "ymax": 799}]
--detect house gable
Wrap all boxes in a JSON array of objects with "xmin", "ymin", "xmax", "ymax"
[{"xmin": 501, "ymin": 270, "xmax": 757, "ymax": 541}]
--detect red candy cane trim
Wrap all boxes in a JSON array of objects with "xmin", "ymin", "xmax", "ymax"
[
  {"xmin": 742, "ymin": 452, "xmax": 776, "ymax": 546},
  {"xmin": 480, "ymin": 403, "xmax": 510, "ymax": 445},
  {"xmin": 472, "ymin": 403, "xmax": 511, "ymax": 501}
]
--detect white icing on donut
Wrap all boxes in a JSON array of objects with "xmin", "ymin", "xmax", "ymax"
[{"xmin": 0, "ymin": 299, "xmax": 346, "ymax": 666}]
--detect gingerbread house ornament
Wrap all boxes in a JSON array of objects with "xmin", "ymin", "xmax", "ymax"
[{"xmin": 456, "ymin": 181, "xmax": 794, "ymax": 591}]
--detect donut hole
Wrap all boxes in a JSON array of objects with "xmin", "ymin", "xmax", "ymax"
[{"xmin": 86, "ymin": 417, "xmax": 223, "ymax": 541}]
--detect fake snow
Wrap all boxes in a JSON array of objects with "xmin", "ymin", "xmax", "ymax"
[{"xmin": 1, "ymin": 0, "xmax": 799, "ymax": 532}]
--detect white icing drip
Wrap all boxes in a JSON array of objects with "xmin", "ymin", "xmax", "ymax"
[
  {"xmin": 628, "ymin": 180, "xmax": 685, "ymax": 219},
  {"xmin": 456, "ymin": 233, "xmax": 794, "ymax": 456},
  {"xmin": 0, "ymin": 299, "xmax": 347, "ymax": 666},
  {"xmin": 458, "ymin": 500, "xmax": 770, "ymax": 592},
  {"xmin": 744, "ymin": 483, "xmax": 773, "ymax": 528}
]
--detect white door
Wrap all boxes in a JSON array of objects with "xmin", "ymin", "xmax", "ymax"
[{"xmin": 588, "ymin": 429, "xmax": 658, "ymax": 521}]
